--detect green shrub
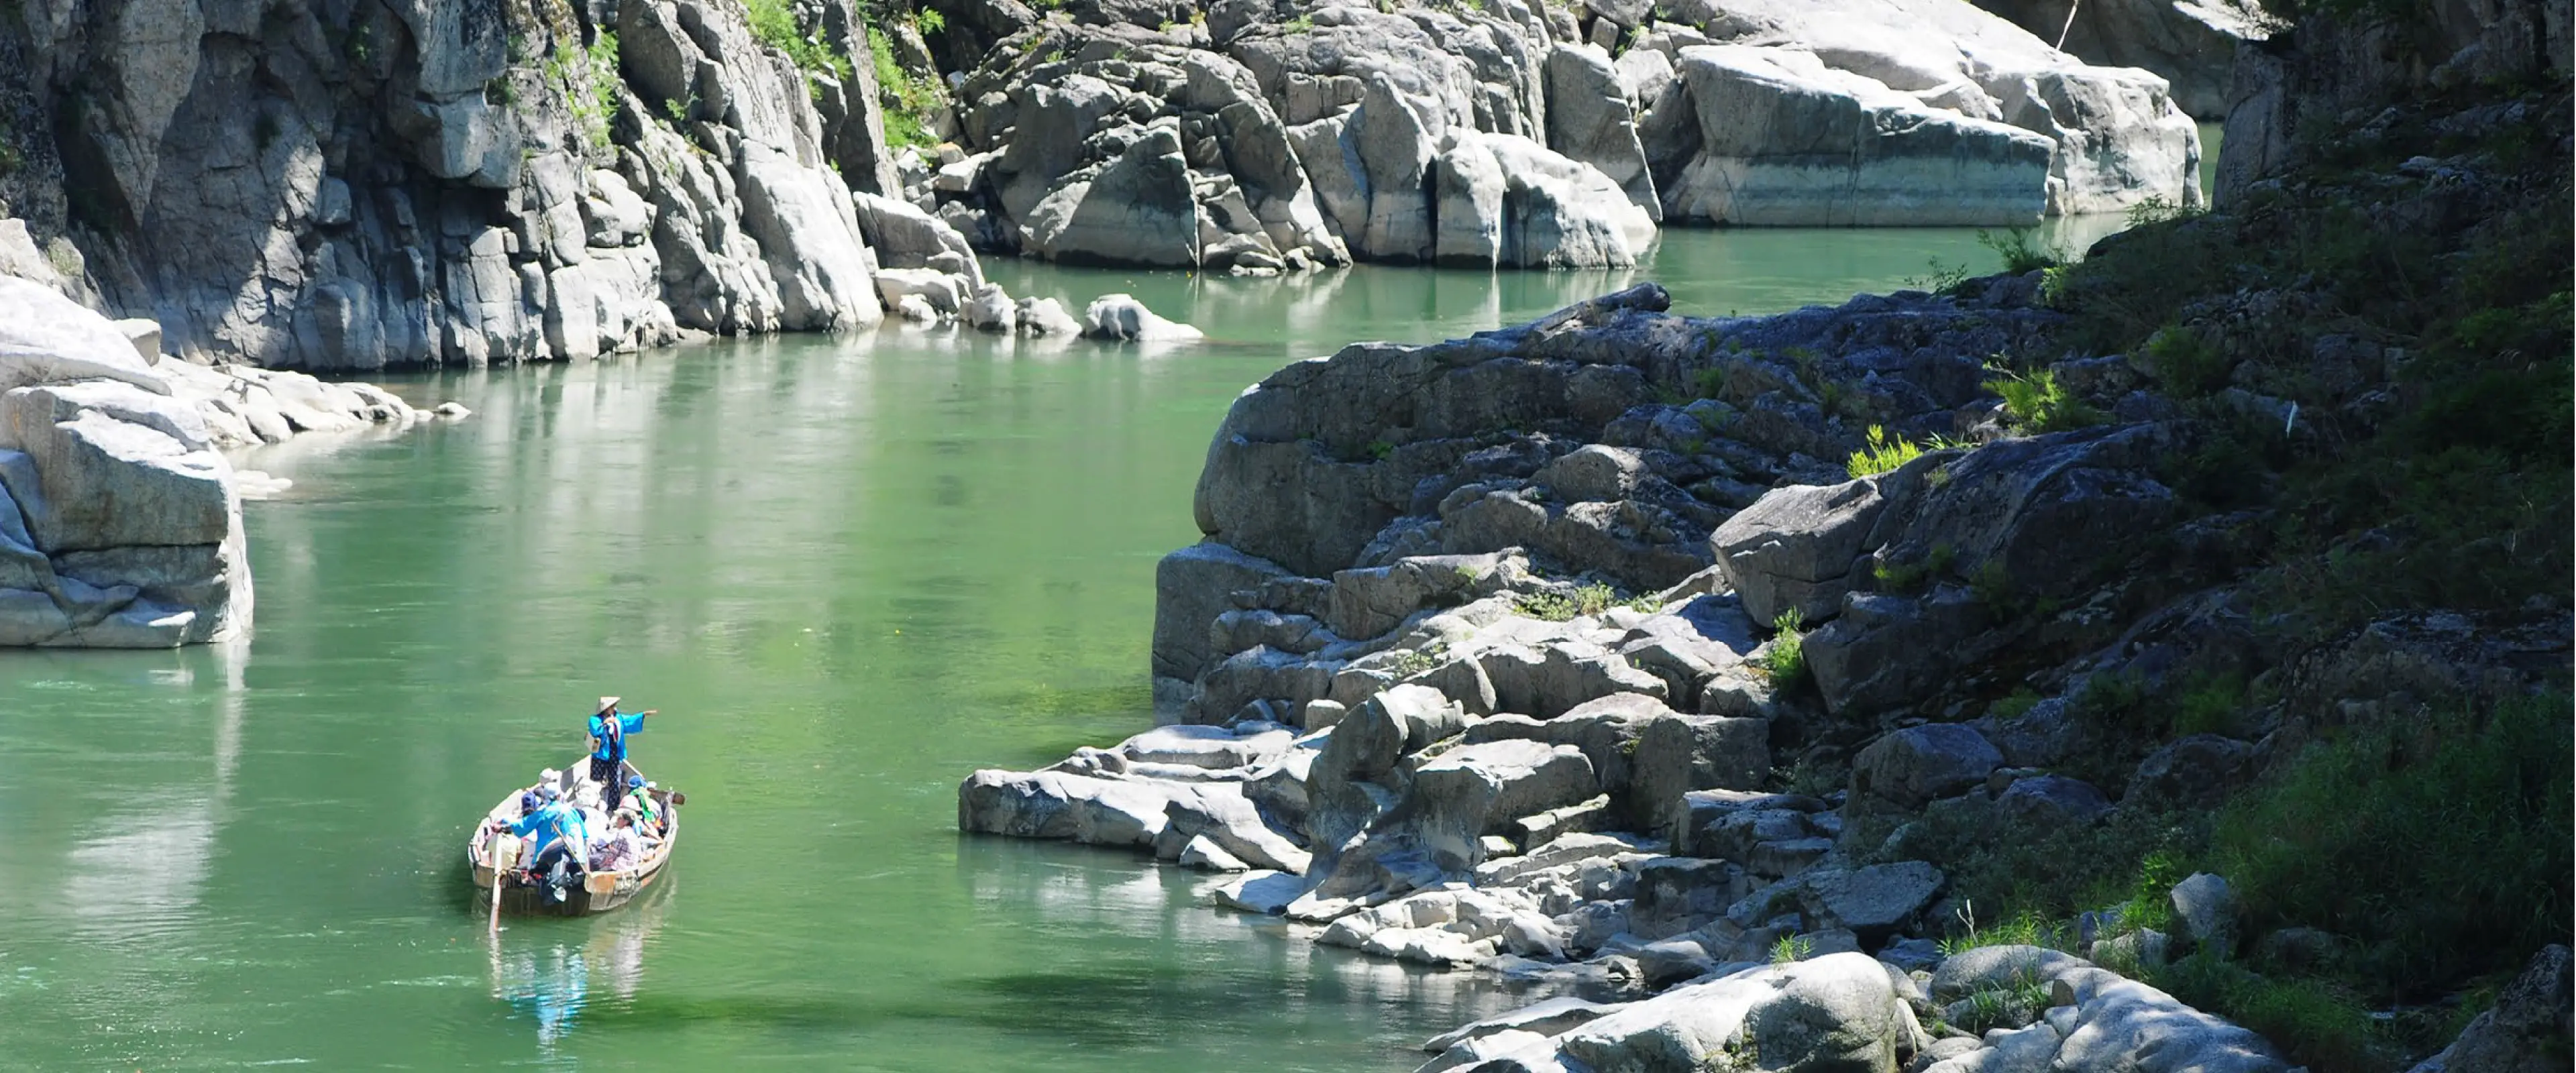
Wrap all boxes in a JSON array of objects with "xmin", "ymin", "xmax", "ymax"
[
  {"xmin": 2124, "ymin": 193, "xmax": 2204, "ymax": 228},
  {"xmin": 2150, "ymin": 954, "xmax": 2394, "ymax": 1073},
  {"xmin": 2210, "ymin": 693, "xmax": 2573, "ymax": 1005},
  {"xmin": 1762, "ymin": 610, "xmax": 1805, "ymax": 685},
  {"xmin": 2072, "ymin": 669, "xmax": 2157, "ymax": 737},
  {"xmin": 1768, "ymin": 934, "xmax": 1813, "ymax": 964},
  {"xmin": 1846, "ymin": 424, "xmax": 1919, "ymax": 478},
  {"xmin": 1386, "ymin": 646, "xmax": 1442, "ymax": 677},
  {"xmin": 1979, "ymin": 227, "xmax": 2063, "ymax": 275},
  {"xmin": 1517, "ymin": 583, "xmax": 1621, "ymax": 622},
  {"xmin": 1987, "ymin": 688, "xmax": 2041, "ymax": 721},
  {"xmin": 1937, "ymin": 904, "xmax": 2071, "ymax": 956},
  {"xmin": 747, "ymin": 0, "xmax": 850, "ymax": 77},
  {"xmin": 2141, "ymin": 325, "xmax": 2231, "ymax": 397},
  {"xmin": 1847, "ymin": 425, "xmax": 1970, "ymax": 479},
  {"xmin": 536, "ymin": 32, "xmax": 621, "ymax": 150},
  {"xmin": 1952, "ymin": 976, "xmax": 2056, "ymax": 1035},
  {"xmin": 914, "ymin": 7, "xmax": 947, "ymax": 34},
  {"xmin": 1968, "ymin": 559, "xmax": 2016, "ymax": 616},
  {"xmin": 868, "ymin": 27, "xmax": 941, "ymax": 149},
  {"xmin": 1984, "ymin": 368, "xmax": 2106, "ymax": 434},
  {"xmin": 1872, "ymin": 543, "xmax": 1954, "ymax": 594},
  {"xmin": 2170, "ymin": 672, "xmax": 2246, "ymax": 737},
  {"xmin": 1907, "ymin": 257, "xmax": 1970, "ymax": 294}
]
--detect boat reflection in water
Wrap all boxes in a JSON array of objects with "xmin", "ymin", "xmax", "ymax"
[{"xmin": 487, "ymin": 881, "xmax": 670, "ymax": 1050}]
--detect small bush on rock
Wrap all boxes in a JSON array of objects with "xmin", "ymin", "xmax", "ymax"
[
  {"xmin": 1515, "ymin": 583, "xmax": 1620, "ymax": 622},
  {"xmin": 868, "ymin": 28, "xmax": 941, "ymax": 148},
  {"xmin": 1978, "ymin": 227, "xmax": 2064, "ymax": 275},
  {"xmin": 2140, "ymin": 324, "xmax": 2232, "ymax": 398},
  {"xmin": 1845, "ymin": 424, "xmax": 1918, "ymax": 478},
  {"xmin": 748, "ymin": 0, "xmax": 851, "ymax": 78},
  {"xmin": 1768, "ymin": 934, "xmax": 1811, "ymax": 964},
  {"xmin": 1984, "ymin": 367, "xmax": 2106, "ymax": 434},
  {"xmin": 1762, "ymin": 610, "xmax": 1805, "ymax": 685}
]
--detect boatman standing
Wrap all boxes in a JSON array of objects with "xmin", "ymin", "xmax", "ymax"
[{"xmin": 588, "ymin": 697, "xmax": 655, "ymax": 812}]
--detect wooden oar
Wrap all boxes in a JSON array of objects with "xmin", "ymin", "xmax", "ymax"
[{"xmin": 486, "ymin": 829, "xmax": 505, "ymax": 934}]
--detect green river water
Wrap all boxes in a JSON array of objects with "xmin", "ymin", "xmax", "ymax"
[{"xmin": 0, "ymin": 217, "xmax": 2139, "ymax": 1070}]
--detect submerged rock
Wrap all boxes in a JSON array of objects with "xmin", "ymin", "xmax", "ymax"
[{"xmin": 1082, "ymin": 294, "xmax": 1204, "ymax": 341}]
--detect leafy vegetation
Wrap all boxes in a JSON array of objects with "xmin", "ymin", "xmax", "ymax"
[
  {"xmin": 1913, "ymin": 693, "xmax": 2572, "ymax": 1073},
  {"xmin": 869, "ymin": 27, "xmax": 943, "ymax": 149},
  {"xmin": 1872, "ymin": 543, "xmax": 1955, "ymax": 594},
  {"xmin": 1768, "ymin": 934, "xmax": 1813, "ymax": 964},
  {"xmin": 1954, "ymin": 976, "xmax": 2057, "ymax": 1035},
  {"xmin": 1906, "ymin": 257, "xmax": 1971, "ymax": 294},
  {"xmin": 534, "ymin": 32, "xmax": 621, "ymax": 150},
  {"xmin": 1982, "ymin": 367, "xmax": 2105, "ymax": 434},
  {"xmin": 1844, "ymin": 424, "xmax": 1919, "ymax": 478},
  {"xmin": 747, "ymin": 0, "xmax": 851, "ymax": 78},
  {"xmin": 1762, "ymin": 610, "xmax": 1805, "ymax": 685},
  {"xmin": 1978, "ymin": 227, "xmax": 2063, "ymax": 274},
  {"xmin": 1517, "ymin": 582, "xmax": 1623, "ymax": 622},
  {"xmin": 1845, "ymin": 424, "xmax": 1969, "ymax": 479},
  {"xmin": 2214, "ymin": 693, "xmax": 2571, "ymax": 1006},
  {"xmin": 2138, "ymin": 323, "xmax": 2231, "ymax": 397},
  {"xmin": 1386, "ymin": 644, "xmax": 1444, "ymax": 677}
]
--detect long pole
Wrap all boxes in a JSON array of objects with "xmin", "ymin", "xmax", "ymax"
[{"xmin": 488, "ymin": 832, "xmax": 505, "ymax": 934}]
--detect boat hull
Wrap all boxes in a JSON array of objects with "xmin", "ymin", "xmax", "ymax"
[{"xmin": 468, "ymin": 760, "xmax": 679, "ymax": 918}]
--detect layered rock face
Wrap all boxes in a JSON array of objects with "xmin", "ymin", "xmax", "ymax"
[
  {"xmin": 0, "ymin": 0, "xmax": 894, "ymax": 369},
  {"xmin": 1970, "ymin": 0, "xmax": 2275, "ymax": 118},
  {"xmin": 1638, "ymin": 0, "xmax": 2204, "ymax": 223},
  {"xmin": 919, "ymin": 0, "xmax": 2202, "ymax": 270},
  {"xmin": 0, "ymin": 278, "xmax": 252, "ymax": 646}
]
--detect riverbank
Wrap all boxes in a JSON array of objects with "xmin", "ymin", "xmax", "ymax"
[{"xmin": 953, "ymin": 8, "xmax": 2575, "ymax": 1069}]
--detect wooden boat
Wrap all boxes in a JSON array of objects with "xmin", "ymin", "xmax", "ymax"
[{"xmin": 468, "ymin": 760, "xmax": 681, "ymax": 917}]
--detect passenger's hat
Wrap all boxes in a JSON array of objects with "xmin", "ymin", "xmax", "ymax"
[{"xmin": 597, "ymin": 696, "xmax": 620, "ymax": 714}]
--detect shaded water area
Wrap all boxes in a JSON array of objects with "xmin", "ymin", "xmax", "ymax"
[{"xmin": 0, "ymin": 217, "xmax": 2128, "ymax": 1069}]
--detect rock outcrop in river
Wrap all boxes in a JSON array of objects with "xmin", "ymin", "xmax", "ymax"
[
  {"xmin": 0, "ymin": 275, "xmax": 441, "ymax": 647},
  {"xmin": 960, "ymin": 1, "xmax": 2575, "ymax": 1054},
  {"xmin": 1, "ymin": 277, "xmax": 256, "ymax": 646},
  {"xmin": 959, "ymin": 280, "xmax": 2328, "ymax": 1069}
]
